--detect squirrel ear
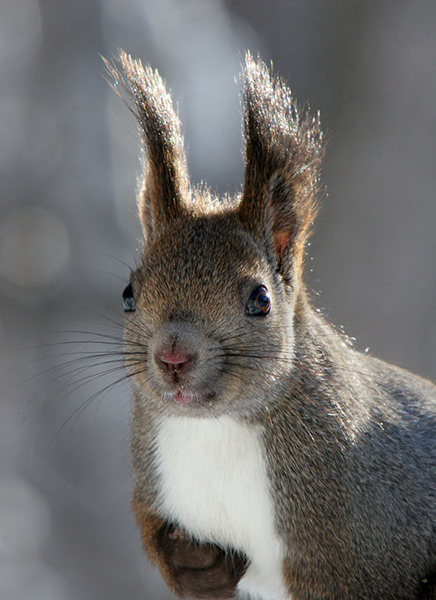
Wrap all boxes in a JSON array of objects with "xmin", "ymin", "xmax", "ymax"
[
  {"xmin": 104, "ymin": 51, "xmax": 189, "ymax": 240},
  {"xmin": 238, "ymin": 53, "xmax": 324, "ymax": 281}
]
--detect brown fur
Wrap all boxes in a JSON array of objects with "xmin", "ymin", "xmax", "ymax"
[{"xmin": 131, "ymin": 498, "xmax": 180, "ymax": 594}]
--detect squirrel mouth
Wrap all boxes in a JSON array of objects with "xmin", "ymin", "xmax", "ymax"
[
  {"xmin": 166, "ymin": 385, "xmax": 198, "ymax": 406},
  {"xmin": 174, "ymin": 389, "xmax": 194, "ymax": 405},
  {"xmin": 162, "ymin": 387, "xmax": 217, "ymax": 407},
  {"xmin": 165, "ymin": 386, "xmax": 215, "ymax": 408}
]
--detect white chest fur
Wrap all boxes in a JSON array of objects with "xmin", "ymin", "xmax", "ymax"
[{"xmin": 155, "ymin": 415, "xmax": 290, "ymax": 600}]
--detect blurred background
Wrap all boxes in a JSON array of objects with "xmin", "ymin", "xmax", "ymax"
[{"xmin": 1, "ymin": 0, "xmax": 435, "ymax": 598}]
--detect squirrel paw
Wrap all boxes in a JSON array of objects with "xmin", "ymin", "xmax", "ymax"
[{"xmin": 160, "ymin": 524, "xmax": 249, "ymax": 599}]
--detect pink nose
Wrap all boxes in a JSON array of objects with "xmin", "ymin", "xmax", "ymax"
[{"xmin": 155, "ymin": 350, "xmax": 193, "ymax": 374}]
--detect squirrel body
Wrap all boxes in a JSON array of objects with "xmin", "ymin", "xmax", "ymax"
[{"xmin": 106, "ymin": 52, "xmax": 436, "ymax": 599}]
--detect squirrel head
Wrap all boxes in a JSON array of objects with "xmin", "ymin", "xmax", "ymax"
[{"xmin": 105, "ymin": 51, "xmax": 324, "ymax": 418}]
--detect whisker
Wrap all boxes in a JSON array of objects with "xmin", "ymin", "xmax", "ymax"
[{"xmin": 30, "ymin": 366, "xmax": 146, "ymax": 466}]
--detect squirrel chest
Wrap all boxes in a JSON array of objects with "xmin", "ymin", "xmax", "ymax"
[{"xmin": 155, "ymin": 415, "xmax": 289, "ymax": 600}]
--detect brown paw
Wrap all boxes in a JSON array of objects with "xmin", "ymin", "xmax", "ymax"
[{"xmin": 160, "ymin": 524, "xmax": 249, "ymax": 599}]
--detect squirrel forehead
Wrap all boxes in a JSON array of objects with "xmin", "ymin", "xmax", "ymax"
[{"xmin": 140, "ymin": 217, "xmax": 270, "ymax": 288}]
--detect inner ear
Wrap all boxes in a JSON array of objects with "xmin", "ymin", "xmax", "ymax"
[
  {"xmin": 268, "ymin": 175, "xmax": 298, "ymax": 258},
  {"xmin": 273, "ymin": 230, "xmax": 292, "ymax": 256}
]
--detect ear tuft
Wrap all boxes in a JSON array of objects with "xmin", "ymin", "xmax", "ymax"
[
  {"xmin": 239, "ymin": 53, "xmax": 325, "ymax": 281},
  {"xmin": 104, "ymin": 51, "xmax": 190, "ymax": 239}
]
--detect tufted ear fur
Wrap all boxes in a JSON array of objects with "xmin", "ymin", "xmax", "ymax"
[
  {"xmin": 238, "ymin": 53, "xmax": 324, "ymax": 284},
  {"xmin": 104, "ymin": 51, "xmax": 190, "ymax": 241}
]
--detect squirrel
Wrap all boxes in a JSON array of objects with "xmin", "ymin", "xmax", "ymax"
[{"xmin": 105, "ymin": 51, "xmax": 436, "ymax": 600}]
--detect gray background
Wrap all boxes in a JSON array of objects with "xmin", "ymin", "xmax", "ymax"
[{"xmin": 1, "ymin": 1, "xmax": 435, "ymax": 598}]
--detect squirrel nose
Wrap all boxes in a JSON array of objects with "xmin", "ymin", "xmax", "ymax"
[{"xmin": 155, "ymin": 349, "xmax": 194, "ymax": 375}]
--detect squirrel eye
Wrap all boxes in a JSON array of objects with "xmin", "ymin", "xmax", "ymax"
[
  {"xmin": 246, "ymin": 285, "xmax": 271, "ymax": 316},
  {"xmin": 122, "ymin": 282, "xmax": 136, "ymax": 312}
]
